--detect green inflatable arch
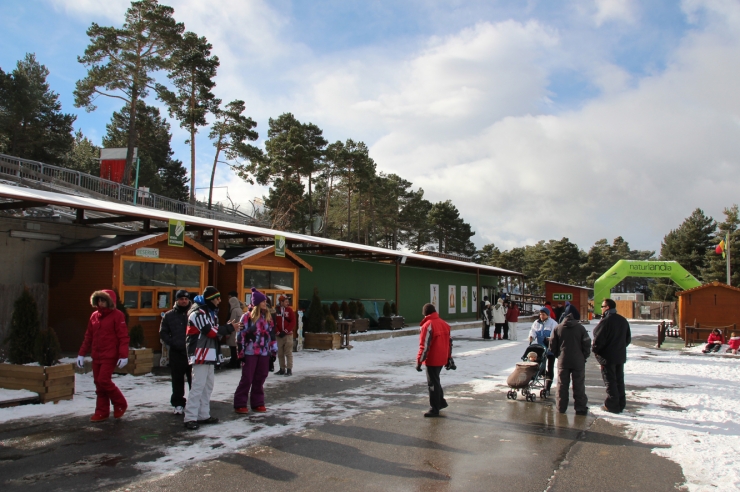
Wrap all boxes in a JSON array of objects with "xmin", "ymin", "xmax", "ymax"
[{"xmin": 593, "ymin": 260, "xmax": 701, "ymax": 316}]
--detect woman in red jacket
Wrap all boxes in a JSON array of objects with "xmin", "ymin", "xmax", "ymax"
[
  {"xmin": 415, "ymin": 303, "xmax": 452, "ymax": 418},
  {"xmin": 77, "ymin": 290, "xmax": 130, "ymax": 422},
  {"xmin": 702, "ymin": 329, "xmax": 724, "ymax": 353}
]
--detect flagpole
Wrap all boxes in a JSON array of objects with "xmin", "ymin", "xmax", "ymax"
[{"xmin": 728, "ymin": 232, "xmax": 732, "ymax": 286}]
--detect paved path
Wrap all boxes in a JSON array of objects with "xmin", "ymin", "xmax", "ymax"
[{"xmin": 0, "ymin": 335, "xmax": 685, "ymax": 491}]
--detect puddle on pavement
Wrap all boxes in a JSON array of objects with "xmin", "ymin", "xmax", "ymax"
[{"xmin": 7, "ymin": 453, "xmax": 124, "ymax": 484}]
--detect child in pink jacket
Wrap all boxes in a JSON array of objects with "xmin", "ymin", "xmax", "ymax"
[{"xmin": 726, "ymin": 332, "xmax": 740, "ymax": 355}]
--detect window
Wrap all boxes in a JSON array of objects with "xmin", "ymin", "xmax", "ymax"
[
  {"xmin": 243, "ymin": 269, "xmax": 294, "ymax": 290},
  {"xmin": 123, "ymin": 260, "xmax": 201, "ymax": 288},
  {"xmin": 123, "ymin": 291, "xmax": 139, "ymax": 309}
]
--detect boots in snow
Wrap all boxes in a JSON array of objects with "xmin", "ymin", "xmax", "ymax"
[
  {"xmin": 114, "ymin": 404, "xmax": 127, "ymax": 419},
  {"xmin": 276, "ymin": 368, "xmax": 285, "ymax": 375},
  {"xmin": 90, "ymin": 412, "xmax": 108, "ymax": 422},
  {"xmin": 286, "ymin": 369, "xmax": 292, "ymax": 376}
]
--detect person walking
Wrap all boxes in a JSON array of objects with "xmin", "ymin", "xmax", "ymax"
[
  {"xmin": 183, "ymin": 287, "xmax": 239, "ymax": 430},
  {"xmin": 76, "ymin": 290, "xmax": 129, "ymax": 422},
  {"xmin": 492, "ymin": 298, "xmax": 507, "ymax": 340},
  {"xmin": 482, "ymin": 300, "xmax": 492, "ymax": 339},
  {"xmin": 592, "ymin": 298, "xmax": 632, "ymax": 413},
  {"xmin": 415, "ymin": 303, "xmax": 452, "ymax": 417},
  {"xmin": 550, "ymin": 314, "xmax": 591, "ymax": 415},
  {"xmin": 234, "ymin": 288, "xmax": 277, "ymax": 414},
  {"xmin": 559, "ymin": 301, "xmax": 581, "ymax": 323},
  {"xmin": 227, "ymin": 291, "xmax": 244, "ymax": 368},
  {"xmin": 159, "ymin": 290, "xmax": 192, "ymax": 415},
  {"xmin": 505, "ymin": 301, "xmax": 520, "ymax": 341},
  {"xmin": 528, "ymin": 307, "xmax": 559, "ymax": 396},
  {"xmin": 275, "ymin": 295, "xmax": 296, "ymax": 375}
]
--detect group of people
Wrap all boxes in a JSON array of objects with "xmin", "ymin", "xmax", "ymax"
[
  {"xmin": 525, "ymin": 298, "xmax": 632, "ymax": 415},
  {"xmin": 703, "ymin": 329, "xmax": 740, "ymax": 354},
  {"xmin": 77, "ymin": 286, "xmax": 296, "ymax": 428},
  {"xmin": 481, "ymin": 296, "xmax": 520, "ymax": 340}
]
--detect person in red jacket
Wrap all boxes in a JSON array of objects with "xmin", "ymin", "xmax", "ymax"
[
  {"xmin": 505, "ymin": 301, "xmax": 520, "ymax": 341},
  {"xmin": 726, "ymin": 332, "xmax": 739, "ymax": 355},
  {"xmin": 416, "ymin": 303, "xmax": 452, "ymax": 418},
  {"xmin": 275, "ymin": 295, "xmax": 296, "ymax": 376},
  {"xmin": 76, "ymin": 290, "xmax": 130, "ymax": 422},
  {"xmin": 702, "ymin": 329, "xmax": 725, "ymax": 353}
]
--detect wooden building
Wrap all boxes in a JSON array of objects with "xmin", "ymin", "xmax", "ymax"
[
  {"xmin": 544, "ymin": 281, "xmax": 591, "ymax": 320},
  {"xmin": 49, "ymin": 233, "xmax": 224, "ymax": 352},
  {"xmin": 217, "ymin": 246, "xmax": 312, "ymax": 321},
  {"xmin": 676, "ymin": 282, "xmax": 740, "ymax": 342}
]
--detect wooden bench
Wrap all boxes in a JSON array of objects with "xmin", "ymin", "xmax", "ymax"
[{"xmin": 684, "ymin": 323, "xmax": 736, "ymax": 348}]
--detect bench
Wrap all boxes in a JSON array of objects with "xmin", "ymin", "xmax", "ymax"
[{"xmin": 684, "ymin": 323, "xmax": 736, "ymax": 348}]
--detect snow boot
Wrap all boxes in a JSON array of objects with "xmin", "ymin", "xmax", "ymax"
[
  {"xmin": 276, "ymin": 368, "xmax": 285, "ymax": 375},
  {"xmin": 113, "ymin": 404, "xmax": 127, "ymax": 419},
  {"xmin": 184, "ymin": 421, "xmax": 199, "ymax": 430},
  {"xmin": 424, "ymin": 409, "xmax": 440, "ymax": 418},
  {"xmin": 197, "ymin": 416, "xmax": 219, "ymax": 425},
  {"xmin": 286, "ymin": 369, "xmax": 292, "ymax": 376},
  {"xmin": 235, "ymin": 407, "xmax": 249, "ymax": 414},
  {"xmin": 253, "ymin": 406, "xmax": 267, "ymax": 412},
  {"xmin": 90, "ymin": 412, "xmax": 109, "ymax": 422}
]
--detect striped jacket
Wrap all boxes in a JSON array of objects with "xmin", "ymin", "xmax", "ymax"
[
  {"xmin": 186, "ymin": 296, "xmax": 235, "ymax": 365},
  {"xmin": 417, "ymin": 312, "xmax": 452, "ymax": 367}
]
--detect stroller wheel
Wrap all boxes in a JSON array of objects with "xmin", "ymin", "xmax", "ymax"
[{"xmin": 511, "ymin": 391, "xmax": 517, "ymax": 400}]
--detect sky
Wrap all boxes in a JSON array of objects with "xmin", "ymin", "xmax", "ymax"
[{"xmin": 1, "ymin": 0, "xmax": 739, "ymax": 253}]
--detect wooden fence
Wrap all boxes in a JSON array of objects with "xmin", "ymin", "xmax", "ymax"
[
  {"xmin": 614, "ymin": 300, "xmax": 676, "ymax": 321},
  {"xmin": 0, "ymin": 284, "xmax": 48, "ymax": 358}
]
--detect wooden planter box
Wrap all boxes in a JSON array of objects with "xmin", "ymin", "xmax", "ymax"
[
  {"xmin": 377, "ymin": 316, "xmax": 404, "ymax": 330},
  {"xmin": 303, "ymin": 333, "xmax": 341, "ymax": 350},
  {"xmin": 0, "ymin": 363, "xmax": 75, "ymax": 403},
  {"xmin": 392, "ymin": 316, "xmax": 405, "ymax": 329},
  {"xmin": 353, "ymin": 318, "xmax": 370, "ymax": 333},
  {"xmin": 115, "ymin": 348, "xmax": 154, "ymax": 376}
]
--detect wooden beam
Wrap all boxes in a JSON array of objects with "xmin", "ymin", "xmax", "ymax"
[
  {"xmin": 77, "ymin": 215, "xmax": 139, "ymax": 225},
  {"xmin": 211, "ymin": 228, "xmax": 219, "ymax": 286},
  {"xmin": 476, "ymin": 268, "xmax": 480, "ymax": 321},
  {"xmin": 0, "ymin": 200, "xmax": 48, "ymax": 211},
  {"xmin": 143, "ymin": 218, "xmax": 151, "ymax": 232}
]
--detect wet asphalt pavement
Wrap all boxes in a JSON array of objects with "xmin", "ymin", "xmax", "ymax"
[{"xmin": 0, "ymin": 336, "xmax": 685, "ymax": 491}]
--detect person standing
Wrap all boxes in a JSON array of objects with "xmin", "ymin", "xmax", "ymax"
[
  {"xmin": 275, "ymin": 295, "xmax": 296, "ymax": 375},
  {"xmin": 559, "ymin": 301, "xmax": 581, "ymax": 323},
  {"xmin": 76, "ymin": 290, "xmax": 129, "ymax": 422},
  {"xmin": 482, "ymin": 300, "xmax": 492, "ymax": 339},
  {"xmin": 528, "ymin": 307, "xmax": 559, "ymax": 396},
  {"xmin": 234, "ymin": 288, "xmax": 277, "ymax": 414},
  {"xmin": 505, "ymin": 301, "xmax": 520, "ymax": 341},
  {"xmin": 415, "ymin": 303, "xmax": 452, "ymax": 418},
  {"xmin": 592, "ymin": 298, "xmax": 632, "ymax": 413},
  {"xmin": 492, "ymin": 298, "xmax": 507, "ymax": 340},
  {"xmin": 184, "ymin": 287, "xmax": 238, "ymax": 430},
  {"xmin": 550, "ymin": 314, "xmax": 591, "ymax": 415},
  {"xmin": 159, "ymin": 290, "xmax": 192, "ymax": 415},
  {"xmin": 227, "ymin": 291, "xmax": 245, "ymax": 368}
]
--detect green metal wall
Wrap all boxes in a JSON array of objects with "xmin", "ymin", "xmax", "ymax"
[{"xmin": 298, "ymin": 253, "xmax": 498, "ymax": 324}]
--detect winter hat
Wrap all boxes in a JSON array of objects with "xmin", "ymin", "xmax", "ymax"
[
  {"xmin": 228, "ymin": 290, "xmax": 238, "ymax": 297},
  {"xmin": 175, "ymin": 289, "xmax": 190, "ymax": 299},
  {"xmin": 497, "ymin": 298, "xmax": 504, "ymax": 305},
  {"xmin": 539, "ymin": 307, "xmax": 549, "ymax": 315},
  {"xmin": 278, "ymin": 295, "xmax": 287, "ymax": 303},
  {"xmin": 251, "ymin": 287, "xmax": 267, "ymax": 306},
  {"xmin": 485, "ymin": 301, "xmax": 491, "ymax": 307},
  {"xmin": 203, "ymin": 286, "xmax": 220, "ymax": 301}
]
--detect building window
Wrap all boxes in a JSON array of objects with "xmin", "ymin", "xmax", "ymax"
[
  {"xmin": 123, "ymin": 260, "xmax": 201, "ymax": 288},
  {"xmin": 243, "ymin": 269, "xmax": 294, "ymax": 290}
]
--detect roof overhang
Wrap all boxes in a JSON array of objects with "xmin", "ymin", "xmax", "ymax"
[{"xmin": 0, "ymin": 184, "xmax": 520, "ymax": 277}]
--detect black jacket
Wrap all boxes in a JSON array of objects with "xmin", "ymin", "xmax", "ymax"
[
  {"xmin": 592, "ymin": 311, "xmax": 631, "ymax": 365},
  {"xmin": 550, "ymin": 316, "xmax": 591, "ymax": 369},
  {"xmin": 559, "ymin": 304, "xmax": 580, "ymax": 322},
  {"xmin": 160, "ymin": 304, "xmax": 190, "ymax": 352}
]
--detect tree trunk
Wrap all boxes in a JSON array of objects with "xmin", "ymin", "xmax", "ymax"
[
  {"xmin": 208, "ymin": 135, "xmax": 223, "ymax": 209},
  {"xmin": 323, "ymin": 172, "xmax": 334, "ymax": 238},
  {"xmin": 357, "ymin": 190, "xmax": 362, "ymax": 243},
  {"xmin": 124, "ymin": 85, "xmax": 138, "ymax": 186},
  {"xmin": 308, "ymin": 173, "xmax": 314, "ymax": 235},
  {"xmin": 189, "ymin": 81, "xmax": 196, "ymax": 205},
  {"xmin": 346, "ymin": 164, "xmax": 352, "ymax": 242}
]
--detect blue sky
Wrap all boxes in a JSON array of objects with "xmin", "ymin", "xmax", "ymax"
[{"xmin": 1, "ymin": 0, "xmax": 738, "ymax": 253}]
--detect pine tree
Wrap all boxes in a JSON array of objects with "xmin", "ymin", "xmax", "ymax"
[
  {"xmin": 34, "ymin": 327, "xmax": 61, "ymax": 367},
  {"xmin": 5, "ymin": 289, "xmax": 41, "ymax": 364},
  {"xmin": 63, "ymin": 130, "xmax": 100, "ymax": 175},
  {"xmin": 160, "ymin": 31, "xmax": 219, "ymax": 204},
  {"xmin": 74, "ymin": 0, "xmax": 184, "ymax": 184},
  {"xmin": 428, "ymin": 200, "xmax": 476, "ymax": 256},
  {"xmin": 0, "ymin": 53, "xmax": 75, "ymax": 163},
  {"xmin": 703, "ymin": 204, "xmax": 740, "ymax": 286},
  {"xmin": 305, "ymin": 287, "xmax": 324, "ymax": 333}
]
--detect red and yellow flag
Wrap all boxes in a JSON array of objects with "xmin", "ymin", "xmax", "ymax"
[{"xmin": 716, "ymin": 238, "xmax": 726, "ymax": 259}]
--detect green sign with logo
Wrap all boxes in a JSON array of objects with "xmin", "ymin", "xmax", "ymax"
[
  {"xmin": 168, "ymin": 219, "xmax": 185, "ymax": 247},
  {"xmin": 552, "ymin": 293, "xmax": 573, "ymax": 301},
  {"xmin": 275, "ymin": 235, "xmax": 286, "ymax": 257}
]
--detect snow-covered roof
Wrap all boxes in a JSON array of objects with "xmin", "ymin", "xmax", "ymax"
[
  {"xmin": 0, "ymin": 184, "xmax": 521, "ymax": 276},
  {"xmin": 225, "ymin": 247, "xmax": 270, "ymax": 263},
  {"xmin": 96, "ymin": 234, "xmax": 160, "ymax": 251}
]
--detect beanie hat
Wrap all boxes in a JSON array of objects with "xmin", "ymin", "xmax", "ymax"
[
  {"xmin": 539, "ymin": 307, "xmax": 549, "ymax": 315},
  {"xmin": 251, "ymin": 287, "xmax": 267, "ymax": 306},
  {"xmin": 175, "ymin": 289, "xmax": 190, "ymax": 300},
  {"xmin": 203, "ymin": 286, "xmax": 220, "ymax": 300},
  {"xmin": 497, "ymin": 298, "xmax": 504, "ymax": 305}
]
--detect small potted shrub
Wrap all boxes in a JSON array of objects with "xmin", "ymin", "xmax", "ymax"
[
  {"xmin": 330, "ymin": 301, "xmax": 339, "ymax": 320},
  {"xmin": 340, "ymin": 301, "xmax": 349, "ymax": 319},
  {"xmin": 0, "ymin": 289, "xmax": 75, "ymax": 403},
  {"xmin": 303, "ymin": 288, "xmax": 341, "ymax": 350},
  {"xmin": 354, "ymin": 301, "xmax": 369, "ymax": 333},
  {"xmin": 390, "ymin": 302, "xmax": 404, "ymax": 329},
  {"xmin": 378, "ymin": 301, "xmax": 393, "ymax": 330}
]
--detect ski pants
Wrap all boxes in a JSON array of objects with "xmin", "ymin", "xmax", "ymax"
[
  {"xmin": 556, "ymin": 365, "xmax": 588, "ymax": 413},
  {"xmin": 234, "ymin": 354, "xmax": 270, "ymax": 409},
  {"xmin": 184, "ymin": 364, "xmax": 215, "ymax": 423},
  {"xmin": 93, "ymin": 360, "xmax": 127, "ymax": 416}
]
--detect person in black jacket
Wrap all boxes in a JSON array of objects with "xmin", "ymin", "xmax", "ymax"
[
  {"xmin": 592, "ymin": 298, "xmax": 632, "ymax": 413},
  {"xmin": 558, "ymin": 301, "xmax": 580, "ymax": 323},
  {"xmin": 550, "ymin": 314, "xmax": 591, "ymax": 415},
  {"xmin": 159, "ymin": 290, "xmax": 192, "ymax": 415}
]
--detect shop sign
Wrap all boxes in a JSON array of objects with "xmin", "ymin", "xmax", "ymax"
[
  {"xmin": 552, "ymin": 293, "xmax": 573, "ymax": 301},
  {"xmin": 168, "ymin": 219, "xmax": 185, "ymax": 247},
  {"xmin": 275, "ymin": 235, "xmax": 286, "ymax": 257},
  {"xmin": 135, "ymin": 247, "xmax": 159, "ymax": 258}
]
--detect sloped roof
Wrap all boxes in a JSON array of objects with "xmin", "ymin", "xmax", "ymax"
[
  {"xmin": 224, "ymin": 246, "xmax": 312, "ymax": 271},
  {"xmin": 544, "ymin": 280, "xmax": 593, "ymax": 291},
  {"xmin": 676, "ymin": 281, "xmax": 740, "ymax": 296}
]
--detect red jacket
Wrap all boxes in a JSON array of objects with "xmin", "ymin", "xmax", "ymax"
[
  {"xmin": 728, "ymin": 336, "xmax": 740, "ymax": 350},
  {"xmin": 417, "ymin": 312, "xmax": 452, "ymax": 366},
  {"xmin": 707, "ymin": 332, "xmax": 725, "ymax": 344},
  {"xmin": 78, "ymin": 290, "xmax": 130, "ymax": 361},
  {"xmin": 545, "ymin": 305, "xmax": 556, "ymax": 319},
  {"xmin": 505, "ymin": 304, "xmax": 520, "ymax": 323},
  {"xmin": 275, "ymin": 306, "xmax": 296, "ymax": 334}
]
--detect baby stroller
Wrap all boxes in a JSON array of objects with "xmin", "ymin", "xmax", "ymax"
[{"xmin": 505, "ymin": 344, "xmax": 549, "ymax": 402}]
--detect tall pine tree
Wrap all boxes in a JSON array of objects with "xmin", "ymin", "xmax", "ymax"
[{"xmin": 703, "ymin": 204, "xmax": 740, "ymax": 286}]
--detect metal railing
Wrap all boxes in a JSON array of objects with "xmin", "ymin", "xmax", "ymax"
[{"xmin": 0, "ymin": 153, "xmax": 261, "ymax": 225}]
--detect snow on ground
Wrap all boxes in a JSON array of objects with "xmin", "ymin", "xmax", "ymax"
[
  {"xmin": 592, "ymin": 342, "xmax": 740, "ymax": 492},
  {"xmin": 0, "ymin": 388, "xmax": 37, "ymax": 403}
]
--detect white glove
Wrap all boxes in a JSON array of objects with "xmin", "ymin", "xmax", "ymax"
[
  {"xmin": 76, "ymin": 356, "xmax": 85, "ymax": 368},
  {"xmin": 117, "ymin": 358, "xmax": 128, "ymax": 369}
]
